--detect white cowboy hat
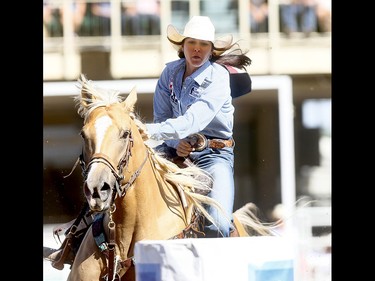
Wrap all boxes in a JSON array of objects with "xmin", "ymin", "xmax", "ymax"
[{"xmin": 167, "ymin": 16, "xmax": 233, "ymax": 56}]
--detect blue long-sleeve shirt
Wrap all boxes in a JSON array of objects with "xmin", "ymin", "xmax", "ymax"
[{"xmin": 146, "ymin": 58, "xmax": 234, "ymax": 149}]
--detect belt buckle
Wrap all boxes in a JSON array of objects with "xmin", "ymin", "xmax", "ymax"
[{"xmin": 187, "ymin": 133, "xmax": 208, "ymax": 151}]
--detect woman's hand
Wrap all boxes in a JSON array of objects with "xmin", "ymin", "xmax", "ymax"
[{"xmin": 176, "ymin": 139, "xmax": 195, "ymax": 157}]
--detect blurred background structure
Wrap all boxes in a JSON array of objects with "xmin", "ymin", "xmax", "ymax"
[{"xmin": 43, "ymin": 1, "xmax": 331, "ymax": 280}]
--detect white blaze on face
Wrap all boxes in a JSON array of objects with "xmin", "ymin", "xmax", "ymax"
[
  {"xmin": 94, "ymin": 115, "xmax": 112, "ymax": 153},
  {"xmin": 86, "ymin": 115, "xmax": 114, "ymax": 205}
]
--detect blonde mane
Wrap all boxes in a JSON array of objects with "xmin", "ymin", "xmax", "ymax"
[
  {"xmin": 146, "ymin": 145, "xmax": 229, "ymax": 226},
  {"xmin": 74, "ymin": 75, "xmax": 124, "ymax": 122}
]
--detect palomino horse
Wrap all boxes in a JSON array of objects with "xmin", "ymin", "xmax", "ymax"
[{"xmin": 48, "ymin": 74, "xmax": 273, "ymax": 281}]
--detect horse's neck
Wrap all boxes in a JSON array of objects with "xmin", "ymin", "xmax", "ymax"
[
  {"xmin": 112, "ymin": 148, "xmax": 193, "ymax": 258},
  {"xmin": 134, "ymin": 158, "xmax": 192, "ymax": 235}
]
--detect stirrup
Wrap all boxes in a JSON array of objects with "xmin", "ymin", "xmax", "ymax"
[{"xmin": 43, "ymin": 246, "xmax": 61, "ymax": 262}]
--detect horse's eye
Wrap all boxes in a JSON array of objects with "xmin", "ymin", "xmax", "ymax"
[{"xmin": 122, "ymin": 130, "xmax": 130, "ymax": 139}]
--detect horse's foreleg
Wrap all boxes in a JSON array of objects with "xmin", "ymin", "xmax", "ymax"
[{"xmin": 67, "ymin": 229, "xmax": 106, "ymax": 281}]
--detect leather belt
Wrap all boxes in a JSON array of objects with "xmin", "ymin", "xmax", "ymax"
[
  {"xmin": 207, "ymin": 138, "xmax": 234, "ymax": 149},
  {"xmin": 186, "ymin": 133, "xmax": 234, "ymax": 151}
]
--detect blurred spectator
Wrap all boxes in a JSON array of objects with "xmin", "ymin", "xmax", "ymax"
[
  {"xmin": 122, "ymin": 0, "xmax": 160, "ymax": 35},
  {"xmin": 122, "ymin": 1, "xmax": 139, "ymax": 35},
  {"xmin": 249, "ymin": 0, "xmax": 268, "ymax": 33},
  {"xmin": 43, "ymin": 1, "xmax": 93, "ymax": 37},
  {"xmin": 69, "ymin": 1, "xmax": 88, "ymax": 35},
  {"xmin": 171, "ymin": 0, "xmax": 189, "ymax": 11},
  {"xmin": 91, "ymin": 2, "xmax": 111, "ymax": 35},
  {"xmin": 43, "ymin": 0, "xmax": 63, "ymax": 37},
  {"xmin": 77, "ymin": 2, "xmax": 111, "ymax": 36},
  {"xmin": 136, "ymin": 0, "xmax": 160, "ymax": 35},
  {"xmin": 315, "ymin": 0, "xmax": 331, "ymax": 33},
  {"xmin": 279, "ymin": 0, "xmax": 318, "ymax": 37},
  {"xmin": 228, "ymin": 0, "xmax": 240, "ymax": 28}
]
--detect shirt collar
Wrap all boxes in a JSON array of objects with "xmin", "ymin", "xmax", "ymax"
[{"xmin": 191, "ymin": 60, "xmax": 212, "ymax": 85}]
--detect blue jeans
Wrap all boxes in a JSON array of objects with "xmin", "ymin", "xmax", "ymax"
[
  {"xmin": 155, "ymin": 143, "xmax": 235, "ymax": 238},
  {"xmin": 280, "ymin": 4, "xmax": 317, "ymax": 33}
]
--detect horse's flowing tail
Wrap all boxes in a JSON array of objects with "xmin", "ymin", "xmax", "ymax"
[{"xmin": 233, "ymin": 202, "xmax": 276, "ymax": 236}]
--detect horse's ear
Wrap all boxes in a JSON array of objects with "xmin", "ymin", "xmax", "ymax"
[
  {"xmin": 74, "ymin": 74, "xmax": 91, "ymax": 117},
  {"xmin": 122, "ymin": 86, "xmax": 137, "ymax": 112},
  {"xmin": 78, "ymin": 74, "xmax": 95, "ymax": 108}
]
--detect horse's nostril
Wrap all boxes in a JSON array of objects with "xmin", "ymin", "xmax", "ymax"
[
  {"xmin": 92, "ymin": 188, "xmax": 100, "ymax": 199},
  {"xmin": 84, "ymin": 182, "xmax": 111, "ymax": 200},
  {"xmin": 102, "ymin": 182, "xmax": 110, "ymax": 191}
]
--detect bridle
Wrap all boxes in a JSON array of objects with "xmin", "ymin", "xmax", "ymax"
[
  {"xmin": 79, "ymin": 129, "xmax": 148, "ymax": 202},
  {"xmin": 78, "ymin": 128, "xmax": 149, "ymax": 281}
]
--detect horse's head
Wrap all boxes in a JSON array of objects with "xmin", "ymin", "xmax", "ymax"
[{"xmin": 75, "ymin": 74, "xmax": 146, "ymax": 212}]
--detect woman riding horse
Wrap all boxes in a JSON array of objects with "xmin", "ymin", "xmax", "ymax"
[{"xmin": 43, "ymin": 73, "xmax": 273, "ymax": 281}]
